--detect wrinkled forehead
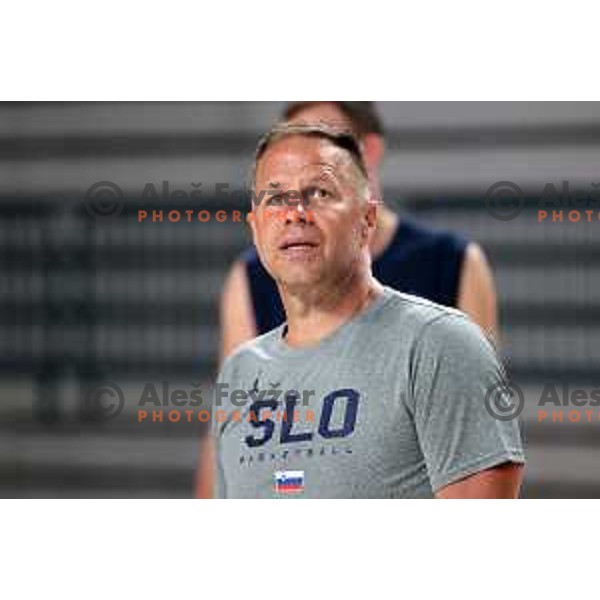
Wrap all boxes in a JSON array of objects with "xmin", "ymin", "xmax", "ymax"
[{"xmin": 255, "ymin": 135, "xmax": 355, "ymax": 188}]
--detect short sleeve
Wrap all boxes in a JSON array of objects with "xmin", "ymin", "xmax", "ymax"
[{"xmin": 408, "ymin": 313, "xmax": 525, "ymax": 493}]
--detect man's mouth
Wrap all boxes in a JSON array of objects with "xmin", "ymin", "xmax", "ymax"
[{"xmin": 279, "ymin": 241, "xmax": 319, "ymax": 250}]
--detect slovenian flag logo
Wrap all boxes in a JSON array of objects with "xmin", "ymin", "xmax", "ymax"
[{"xmin": 274, "ymin": 470, "xmax": 305, "ymax": 494}]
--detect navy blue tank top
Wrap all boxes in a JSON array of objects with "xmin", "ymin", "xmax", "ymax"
[{"xmin": 242, "ymin": 217, "xmax": 469, "ymax": 335}]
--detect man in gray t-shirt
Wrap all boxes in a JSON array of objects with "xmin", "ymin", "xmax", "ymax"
[{"xmin": 210, "ymin": 122, "xmax": 524, "ymax": 499}]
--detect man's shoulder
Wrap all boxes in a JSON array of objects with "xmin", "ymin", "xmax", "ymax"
[
  {"xmin": 379, "ymin": 286, "xmax": 466, "ymax": 329},
  {"xmin": 372, "ymin": 288, "xmax": 499, "ymax": 391},
  {"xmin": 391, "ymin": 288, "xmax": 495, "ymax": 352},
  {"xmin": 375, "ymin": 285, "xmax": 495, "ymax": 350}
]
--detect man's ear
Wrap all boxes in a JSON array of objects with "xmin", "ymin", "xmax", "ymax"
[
  {"xmin": 360, "ymin": 197, "xmax": 377, "ymax": 244},
  {"xmin": 365, "ymin": 197, "xmax": 378, "ymax": 229}
]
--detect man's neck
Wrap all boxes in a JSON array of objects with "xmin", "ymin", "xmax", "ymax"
[{"xmin": 280, "ymin": 270, "xmax": 384, "ymax": 349}]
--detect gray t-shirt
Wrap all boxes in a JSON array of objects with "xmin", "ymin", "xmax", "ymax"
[{"xmin": 213, "ymin": 286, "xmax": 525, "ymax": 498}]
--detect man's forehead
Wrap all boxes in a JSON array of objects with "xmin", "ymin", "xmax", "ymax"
[{"xmin": 256, "ymin": 136, "xmax": 351, "ymax": 182}]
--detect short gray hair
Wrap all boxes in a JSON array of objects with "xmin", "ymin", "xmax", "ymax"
[{"xmin": 251, "ymin": 122, "xmax": 369, "ymax": 193}]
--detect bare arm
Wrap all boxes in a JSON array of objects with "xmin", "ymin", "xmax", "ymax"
[
  {"xmin": 219, "ymin": 259, "xmax": 257, "ymax": 364},
  {"xmin": 457, "ymin": 242, "xmax": 499, "ymax": 345},
  {"xmin": 436, "ymin": 462, "xmax": 524, "ymax": 499},
  {"xmin": 194, "ymin": 436, "xmax": 216, "ymax": 499},
  {"xmin": 195, "ymin": 259, "xmax": 257, "ymax": 498}
]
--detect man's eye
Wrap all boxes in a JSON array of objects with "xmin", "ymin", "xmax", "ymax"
[
  {"xmin": 266, "ymin": 194, "xmax": 283, "ymax": 206},
  {"xmin": 305, "ymin": 187, "xmax": 331, "ymax": 201}
]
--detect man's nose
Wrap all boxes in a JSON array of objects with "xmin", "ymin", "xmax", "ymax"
[{"xmin": 285, "ymin": 201, "xmax": 309, "ymax": 225}]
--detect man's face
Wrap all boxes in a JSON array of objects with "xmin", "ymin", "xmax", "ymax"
[{"xmin": 251, "ymin": 135, "xmax": 375, "ymax": 293}]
